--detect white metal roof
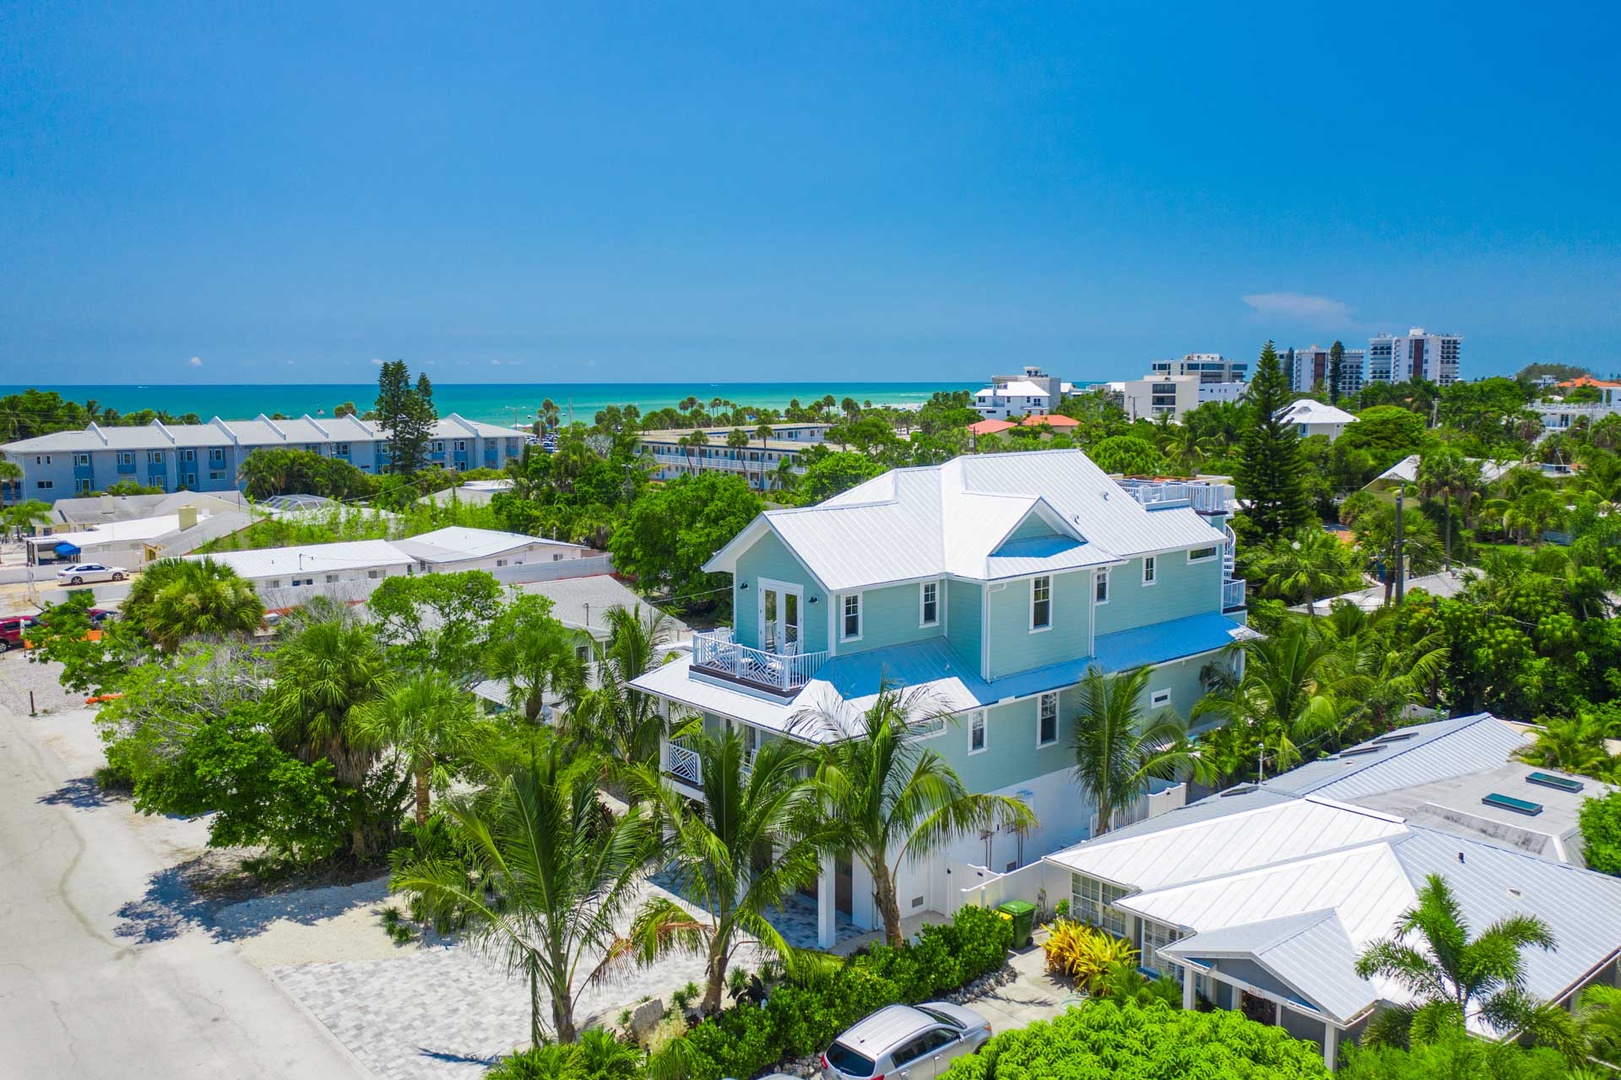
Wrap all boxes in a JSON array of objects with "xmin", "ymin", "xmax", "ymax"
[
  {"xmin": 1163, "ymin": 910, "xmax": 1376, "ymax": 1024},
  {"xmin": 1044, "ymin": 713, "xmax": 1621, "ymax": 1034},
  {"xmin": 392, "ymin": 526, "xmax": 583, "ymax": 564},
  {"xmin": 1372, "ymin": 454, "xmax": 1514, "ymax": 487},
  {"xmin": 1260, "ymin": 714, "xmax": 1531, "ymax": 802},
  {"xmin": 191, "ymin": 539, "xmax": 414, "ymax": 579},
  {"xmin": 707, "ymin": 451, "xmax": 1224, "ymax": 591},
  {"xmin": 1277, "ymin": 400, "xmax": 1359, "ymax": 426},
  {"xmin": 1045, "ymin": 795, "xmax": 1408, "ymax": 890},
  {"xmin": 2, "ymin": 413, "xmax": 515, "ymax": 453},
  {"xmin": 975, "ymin": 380, "xmax": 1053, "ymax": 398},
  {"xmin": 28, "ymin": 512, "xmax": 213, "ymax": 549}
]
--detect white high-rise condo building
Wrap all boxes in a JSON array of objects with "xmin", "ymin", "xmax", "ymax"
[
  {"xmin": 1289, "ymin": 345, "xmax": 1366, "ymax": 397},
  {"xmin": 1150, "ymin": 353, "xmax": 1249, "ymax": 384},
  {"xmin": 1367, "ymin": 328, "xmax": 1461, "ymax": 387}
]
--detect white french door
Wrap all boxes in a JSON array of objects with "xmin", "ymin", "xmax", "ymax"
[{"xmin": 758, "ymin": 579, "xmax": 803, "ymax": 655}]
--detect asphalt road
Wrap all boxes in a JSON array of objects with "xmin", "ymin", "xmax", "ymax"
[{"xmin": 0, "ymin": 679, "xmax": 374, "ymax": 1079}]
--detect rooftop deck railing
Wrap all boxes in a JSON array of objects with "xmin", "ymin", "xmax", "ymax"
[{"xmin": 691, "ymin": 627, "xmax": 826, "ymax": 693}]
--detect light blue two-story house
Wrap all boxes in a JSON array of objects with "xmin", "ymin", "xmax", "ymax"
[{"xmin": 632, "ymin": 449, "xmax": 1248, "ymax": 947}]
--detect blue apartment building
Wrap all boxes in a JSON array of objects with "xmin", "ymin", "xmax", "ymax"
[
  {"xmin": 633, "ymin": 449, "xmax": 1248, "ymax": 947},
  {"xmin": 0, "ymin": 414, "xmax": 526, "ymax": 503}
]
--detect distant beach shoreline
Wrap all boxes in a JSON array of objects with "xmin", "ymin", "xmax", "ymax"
[{"xmin": 3, "ymin": 381, "xmax": 979, "ymax": 427}]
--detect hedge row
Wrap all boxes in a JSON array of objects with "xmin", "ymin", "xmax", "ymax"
[{"xmin": 660, "ymin": 904, "xmax": 1014, "ymax": 1080}]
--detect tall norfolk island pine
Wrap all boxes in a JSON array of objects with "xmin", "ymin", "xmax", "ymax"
[{"xmin": 1238, "ymin": 341, "xmax": 1312, "ymax": 539}]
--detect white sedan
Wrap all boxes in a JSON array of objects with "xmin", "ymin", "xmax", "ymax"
[{"xmin": 55, "ymin": 563, "xmax": 130, "ymax": 585}]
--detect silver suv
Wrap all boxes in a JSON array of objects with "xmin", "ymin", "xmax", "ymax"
[{"xmin": 821, "ymin": 1002, "xmax": 991, "ymax": 1080}]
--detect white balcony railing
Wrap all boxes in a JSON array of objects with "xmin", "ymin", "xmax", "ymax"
[
  {"xmin": 691, "ymin": 627, "xmax": 826, "ymax": 693},
  {"xmin": 667, "ymin": 737, "xmax": 702, "ymax": 787},
  {"xmin": 1116, "ymin": 478, "xmax": 1236, "ymax": 514},
  {"xmin": 1222, "ymin": 578, "xmax": 1246, "ymax": 612}
]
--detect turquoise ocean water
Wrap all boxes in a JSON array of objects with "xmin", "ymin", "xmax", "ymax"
[{"xmin": 3, "ymin": 381, "xmax": 975, "ymax": 427}]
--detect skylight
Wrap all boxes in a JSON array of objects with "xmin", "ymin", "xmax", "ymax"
[
  {"xmin": 1483, "ymin": 793, "xmax": 1543, "ymax": 816},
  {"xmin": 1373, "ymin": 731, "xmax": 1418, "ymax": 744},
  {"xmin": 1526, "ymin": 772, "xmax": 1583, "ymax": 794},
  {"xmin": 1340, "ymin": 745, "xmax": 1386, "ymax": 758}
]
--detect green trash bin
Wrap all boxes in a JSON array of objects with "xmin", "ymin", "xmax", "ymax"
[{"xmin": 998, "ymin": 900, "xmax": 1037, "ymax": 949}]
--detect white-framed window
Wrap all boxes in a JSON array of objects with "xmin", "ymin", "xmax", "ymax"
[
  {"xmin": 454, "ymin": 440, "xmax": 467, "ymax": 451},
  {"xmin": 210, "ymin": 447, "xmax": 225, "ymax": 462},
  {"xmin": 1030, "ymin": 575, "xmax": 1052, "ymax": 630},
  {"xmin": 1073, "ymin": 873, "xmax": 1129, "ymax": 937},
  {"xmin": 1094, "ymin": 568, "xmax": 1109, "ymax": 604},
  {"xmin": 266, "ymin": 580, "xmax": 281, "ymax": 588},
  {"xmin": 552, "ymin": 553, "xmax": 563, "ymax": 561},
  {"xmin": 910, "ymin": 715, "xmax": 947, "ymax": 739},
  {"xmin": 181, "ymin": 448, "xmax": 195, "ymax": 462},
  {"xmin": 325, "ymin": 574, "xmax": 339, "ymax": 584},
  {"xmin": 1188, "ymin": 545, "xmax": 1218, "ymax": 563},
  {"xmin": 1140, "ymin": 919, "xmax": 1184, "ymax": 980},
  {"xmin": 968, "ymin": 709, "xmax": 988, "ymax": 754},
  {"xmin": 147, "ymin": 450, "xmax": 164, "ymax": 463},
  {"xmin": 117, "ymin": 451, "xmax": 134, "ymax": 465},
  {"xmin": 35, "ymin": 479, "xmax": 53, "ymax": 490},
  {"xmin": 842, "ymin": 593, "xmax": 862, "ymax": 640},
  {"xmin": 209, "ymin": 470, "xmax": 226, "ymax": 481},
  {"xmin": 335, "ymin": 442, "xmax": 351, "ymax": 456},
  {"xmin": 432, "ymin": 440, "xmax": 445, "ymax": 452},
  {"xmin": 1038, "ymin": 692, "xmax": 1059, "ymax": 747},
  {"xmin": 74, "ymin": 453, "xmax": 90, "ymax": 466},
  {"xmin": 367, "ymin": 570, "xmax": 381, "ymax": 580},
  {"xmin": 1150, "ymin": 688, "xmax": 1172, "ymax": 709},
  {"xmin": 74, "ymin": 478, "xmax": 91, "ymax": 493},
  {"xmin": 1142, "ymin": 556, "xmax": 1157, "ymax": 585},
  {"xmin": 919, "ymin": 581, "xmax": 939, "ymax": 627}
]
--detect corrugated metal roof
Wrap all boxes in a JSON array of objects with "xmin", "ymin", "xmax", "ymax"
[
  {"xmin": 1045, "ymin": 795, "xmax": 1408, "ymax": 889},
  {"xmin": 191, "ymin": 538, "xmax": 414, "ymax": 579},
  {"xmin": 1164, "ymin": 910, "xmax": 1376, "ymax": 1024},
  {"xmin": 710, "ymin": 451, "xmax": 1224, "ymax": 591},
  {"xmin": 3, "ymin": 413, "xmax": 514, "ymax": 453},
  {"xmin": 1262, "ymin": 714, "xmax": 1531, "ymax": 801},
  {"xmin": 393, "ymin": 526, "xmax": 583, "ymax": 563},
  {"xmin": 1391, "ymin": 829, "xmax": 1621, "ymax": 1024}
]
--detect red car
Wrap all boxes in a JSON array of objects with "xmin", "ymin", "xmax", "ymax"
[{"xmin": 0, "ymin": 616, "xmax": 40, "ymax": 652}]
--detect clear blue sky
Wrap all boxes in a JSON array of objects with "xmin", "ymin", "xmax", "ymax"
[{"xmin": 3, "ymin": 2, "xmax": 1617, "ymax": 385}]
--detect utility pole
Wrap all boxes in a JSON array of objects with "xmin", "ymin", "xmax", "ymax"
[{"xmin": 1394, "ymin": 487, "xmax": 1407, "ymax": 607}]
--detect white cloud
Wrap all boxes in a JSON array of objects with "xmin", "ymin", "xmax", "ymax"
[
  {"xmin": 370, "ymin": 358, "xmax": 385, "ymax": 366},
  {"xmin": 1241, "ymin": 292, "xmax": 1353, "ymax": 323},
  {"xmin": 188, "ymin": 355, "xmax": 202, "ymax": 367}
]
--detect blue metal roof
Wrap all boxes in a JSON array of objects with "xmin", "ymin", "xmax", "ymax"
[{"xmin": 1092, "ymin": 612, "xmax": 1247, "ymax": 673}]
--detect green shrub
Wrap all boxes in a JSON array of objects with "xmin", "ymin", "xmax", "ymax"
[
  {"xmin": 939, "ymin": 1000, "xmax": 1332, "ymax": 1079},
  {"xmin": 651, "ymin": 904, "xmax": 1012, "ymax": 1080}
]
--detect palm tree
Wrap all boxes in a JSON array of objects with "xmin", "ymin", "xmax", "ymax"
[
  {"xmin": 1353, "ymin": 502, "xmax": 1442, "ymax": 605},
  {"xmin": 1576, "ymin": 985, "xmax": 1621, "ymax": 1067},
  {"xmin": 0, "ymin": 460, "xmax": 23, "ymax": 509},
  {"xmin": 1315, "ymin": 604, "xmax": 1449, "ymax": 742},
  {"xmin": 353, "ymin": 671, "xmax": 480, "ymax": 827},
  {"xmin": 1071, "ymin": 666, "xmax": 1204, "ymax": 835},
  {"xmin": 394, "ymin": 741, "xmax": 657, "ymax": 1045},
  {"xmin": 792, "ymin": 687, "xmax": 1037, "ymax": 945},
  {"xmin": 571, "ymin": 605, "xmax": 676, "ymax": 768},
  {"xmin": 1515, "ymin": 713, "xmax": 1614, "ymax": 778},
  {"xmin": 623, "ymin": 727, "xmax": 823, "ymax": 1014},
  {"xmin": 266, "ymin": 609, "xmax": 394, "ymax": 856},
  {"xmin": 676, "ymin": 429, "xmax": 708, "ymax": 476},
  {"xmin": 753, "ymin": 424, "xmax": 774, "ymax": 491},
  {"xmin": 1416, "ymin": 448, "xmax": 1482, "ymax": 569},
  {"xmin": 1355, "ymin": 873, "xmax": 1556, "ymax": 1047},
  {"xmin": 485, "ymin": 595, "xmax": 589, "ymax": 723},
  {"xmin": 1192, "ymin": 620, "xmax": 1347, "ymax": 774},
  {"xmin": 3, "ymin": 497, "xmax": 52, "ymax": 540},
  {"xmin": 121, "ymin": 557, "xmax": 266, "ymax": 650},
  {"xmin": 725, "ymin": 427, "xmax": 752, "ymax": 487},
  {"xmin": 1253, "ymin": 527, "xmax": 1360, "ymax": 614}
]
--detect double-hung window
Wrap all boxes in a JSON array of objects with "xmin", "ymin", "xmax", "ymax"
[
  {"xmin": 967, "ymin": 709, "xmax": 987, "ymax": 754},
  {"xmin": 1038, "ymin": 692, "xmax": 1059, "ymax": 747},
  {"xmin": 1142, "ymin": 556, "xmax": 1157, "ymax": 585},
  {"xmin": 919, "ymin": 581, "xmax": 939, "ymax": 627},
  {"xmin": 1094, "ymin": 569, "xmax": 1109, "ymax": 604},
  {"xmin": 842, "ymin": 594, "xmax": 862, "ymax": 640},
  {"xmin": 1030, "ymin": 576, "xmax": 1052, "ymax": 630},
  {"xmin": 1072, "ymin": 874, "xmax": 1129, "ymax": 937}
]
